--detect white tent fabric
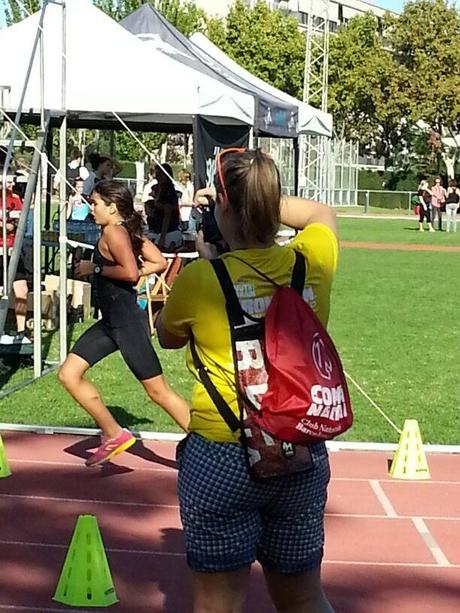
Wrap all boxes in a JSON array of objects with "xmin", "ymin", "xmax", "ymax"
[
  {"xmin": 0, "ymin": 0, "xmax": 254, "ymax": 128},
  {"xmin": 190, "ymin": 32, "xmax": 333, "ymax": 138},
  {"xmin": 120, "ymin": 4, "xmax": 299, "ymax": 138}
]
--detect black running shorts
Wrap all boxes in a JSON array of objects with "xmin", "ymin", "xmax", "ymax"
[{"xmin": 71, "ymin": 310, "xmax": 162, "ymax": 381}]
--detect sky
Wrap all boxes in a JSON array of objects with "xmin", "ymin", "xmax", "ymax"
[{"xmin": 0, "ymin": 0, "xmax": 407, "ymax": 30}]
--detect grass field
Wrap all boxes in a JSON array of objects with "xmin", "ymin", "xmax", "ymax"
[{"xmin": 1, "ymin": 217, "xmax": 459, "ymax": 444}]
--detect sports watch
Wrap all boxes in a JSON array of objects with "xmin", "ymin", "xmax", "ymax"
[{"xmin": 93, "ymin": 264, "xmax": 103, "ymax": 275}]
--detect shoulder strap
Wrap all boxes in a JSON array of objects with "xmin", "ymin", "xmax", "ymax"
[
  {"xmin": 189, "ymin": 337, "xmax": 240, "ymax": 432},
  {"xmin": 290, "ymin": 251, "xmax": 306, "ymax": 295},
  {"xmin": 224, "ymin": 251, "xmax": 305, "ymax": 296},
  {"xmin": 210, "ymin": 259, "xmax": 245, "ymax": 326}
]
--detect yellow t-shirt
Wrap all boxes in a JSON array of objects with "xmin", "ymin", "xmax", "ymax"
[{"xmin": 161, "ymin": 223, "xmax": 339, "ymax": 443}]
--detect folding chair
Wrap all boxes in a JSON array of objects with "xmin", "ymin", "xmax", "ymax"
[{"xmin": 136, "ymin": 255, "xmax": 183, "ymax": 334}]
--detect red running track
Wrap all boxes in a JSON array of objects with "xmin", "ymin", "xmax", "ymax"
[{"xmin": 0, "ymin": 432, "xmax": 459, "ymax": 612}]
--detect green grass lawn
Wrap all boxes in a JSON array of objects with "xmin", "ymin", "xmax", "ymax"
[
  {"xmin": 334, "ymin": 205, "xmax": 413, "ymax": 216},
  {"xmin": 338, "ymin": 217, "xmax": 460, "ymax": 246},
  {"xmin": 1, "ymin": 218, "xmax": 459, "ymax": 444}
]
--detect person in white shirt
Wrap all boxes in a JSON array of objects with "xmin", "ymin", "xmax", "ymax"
[
  {"xmin": 178, "ymin": 169, "xmax": 194, "ymax": 224},
  {"xmin": 83, "ymin": 153, "xmax": 114, "ymax": 197},
  {"xmin": 54, "ymin": 149, "xmax": 89, "ymax": 194},
  {"xmin": 142, "ymin": 166, "xmax": 158, "ymax": 204}
]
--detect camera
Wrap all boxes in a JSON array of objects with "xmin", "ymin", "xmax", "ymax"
[{"xmin": 197, "ymin": 198, "xmax": 223, "ymax": 245}]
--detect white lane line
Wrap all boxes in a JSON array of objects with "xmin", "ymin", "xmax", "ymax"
[
  {"xmin": 0, "ymin": 493, "xmax": 179, "ymax": 509},
  {"xmin": 412, "ymin": 517, "xmax": 451, "ymax": 567},
  {"xmin": 8, "ymin": 458, "xmax": 176, "ymax": 472},
  {"xmin": 369, "ymin": 480, "xmax": 397, "ymax": 517},
  {"xmin": 0, "ymin": 539, "xmax": 458, "ymax": 569},
  {"xmin": 334, "ymin": 477, "xmax": 460, "ymax": 485},
  {"xmin": 324, "ymin": 560, "xmax": 459, "ymax": 568},
  {"xmin": 0, "ymin": 539, "xmax": 184, "ymax": 557},
  {"xmin": 1, "ymin": 493, "xmax": 460, "ymax": 522},
  {"xmin": 6, "ymin": 460, "xmax": 460, "ymax": 484}
]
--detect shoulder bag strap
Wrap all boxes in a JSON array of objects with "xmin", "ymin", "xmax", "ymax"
[
  {"xmin": 189, "ymin": 336, "xmax": 240, "ymax": 432},
  {"xmin": 290, "ymin": 251, "xmax": 306, "ymax": 295},
  {"xmin": 210, "ymin": 258, "xmax": 246, "ymax": 327}
]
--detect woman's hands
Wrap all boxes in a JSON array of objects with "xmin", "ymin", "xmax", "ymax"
[
  {"xmin": 194, "ymin": 186, "xmax": 216, "ymax": 206},
  {"xmin": 195, "ymin": 229, "xmax": 219, "ymax": 260},
  {"xmin": 75, "ymin": 260, "xmax": 95, "ymax": 278}
]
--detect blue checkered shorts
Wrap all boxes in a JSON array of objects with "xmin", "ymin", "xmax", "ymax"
[{"xmin": 177, "ymin": 433, "xmax": 330, "ymax": 574}]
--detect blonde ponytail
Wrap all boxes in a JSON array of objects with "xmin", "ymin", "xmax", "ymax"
[{"xmin": 219, "ymin": 149, "xmax": 280, "ymax": 244}]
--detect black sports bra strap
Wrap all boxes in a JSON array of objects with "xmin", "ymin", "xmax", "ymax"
[
  {"xmin": 210, "ymin": 259, "xmax": 245, "ymax": 326},
  {"xmin": 291, "ymin": 251, "xmax": 306, "ymax": 296}
]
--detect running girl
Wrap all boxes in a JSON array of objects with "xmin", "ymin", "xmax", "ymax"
[{"xmin": 59, "ymin": 180, "xmax": 190, "ymax": 467}]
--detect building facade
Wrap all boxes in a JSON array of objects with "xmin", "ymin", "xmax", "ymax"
[{"xmin": 185, "ymin": 0, "xmax": 397, "ymax": 27}]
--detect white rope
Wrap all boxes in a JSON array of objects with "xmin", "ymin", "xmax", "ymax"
[
  {"xmin": 344, "ymin": 370, "xmax": 402, "ymax": 435},
  {"xmin": 111, "ymin": 111, "xmax": 176, "ymax": 183},
  {"xmin": 0, "ymin": 108, "xmax": 79, "ymax": 203}
]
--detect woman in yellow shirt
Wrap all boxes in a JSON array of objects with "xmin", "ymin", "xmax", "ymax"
[{"xmin": 157, "ymin": 149, "xmax": 338, "ymax": 613}]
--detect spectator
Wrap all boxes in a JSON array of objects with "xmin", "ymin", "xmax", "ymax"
[
  {"xmin": 0, "ymin": 175, "xmax": 31, "ymax": 343},
  {"xmin": 156, "ymin": 148, "xmax": 337, "ymax": 613},
  {"xmin": 177, "ymin": 169, "xmax": 194, "ymax": 227},
  {"xmin": 430, "ymin": 177, "xmax": 446, "ymax": 231},
  {"xmin": 178, "ymin": 169, "xmax": 194, "ymax": 203},
  {"xmin": 445, "ymin": 178, "xmax": 460, "ymax": 233},
  {"xmin": 83, "ymin": 153, "xmax": 113, "ymax": 197},
  {"xmin": 67, "ymin": 178, "xmax": 90, "ymax": 221},
  {"xmin": 145, "ymin": 164, "xmax": 182, "ymax": 251},
  {"xmin": 142, "ymin": 166, "xmax": 157, "ymax": 204},
  {"xmin": 13, "ymin": 157, "xmax": 30, "ymax": 200},
  {"xmin": 54, "ymin": 149, "xmax": 89, "ymax": 195},
  {"xmin": 417, "ymin": 180, "xmax": 435, "ymax": 232}
]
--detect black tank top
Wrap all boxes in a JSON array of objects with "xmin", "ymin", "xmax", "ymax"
[
  {"xmin": 446, "ymin": 189, "xmax": 460, "ymax": 204},
  {"xmin": 93, "ymin": 241, "xmax": 138, "ymax": 327}
]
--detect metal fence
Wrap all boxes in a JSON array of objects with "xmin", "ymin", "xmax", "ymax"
[
  {"xmin": 355, "ymin": 189, "xmax": 414, "ymax": 212},
  {"xmin": 299, "ymin": 188, "xmax": 415, "ymax": 211}
]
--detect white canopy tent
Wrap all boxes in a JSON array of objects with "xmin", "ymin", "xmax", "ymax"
[
  {"xmin": 190, "ymin": 32, "xmax": 333, "ymax": 138},
  {"xmin": 0, "ymin": 0, "xmax": 254, "ymax": 130}
]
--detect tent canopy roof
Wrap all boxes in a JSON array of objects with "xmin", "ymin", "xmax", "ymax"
[
  {"xmin": 190, "ymin": 32, "xmax": 333, "ymax": 138},
  {"xmin": 121, "ymin": 3, "xmax": 304, "ymax": 138},
  {"xmin": 0, "ymin": 0, "xmax": 254, "ymax": 130}
]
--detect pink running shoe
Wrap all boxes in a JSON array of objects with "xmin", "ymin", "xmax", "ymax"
[{"xmin": 85, "ymin": 429, "xmax": 136, "ymax": 467}]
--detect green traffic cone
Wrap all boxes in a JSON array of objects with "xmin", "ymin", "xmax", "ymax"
[
  {"xmin": 0, "ymin": 435, "xmax": 12, "ymax": 478},
  {"xmin": 53, "ymin": 515, "xmax": 118, "ymax": 607}
]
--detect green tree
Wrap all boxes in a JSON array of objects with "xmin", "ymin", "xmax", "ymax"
[
  {"xmin": 95, "ymin": 0, "xmax": 207, "ymax": 36},
  {"xmin": 327, "ymin": 12, "xmax": 412, "ymax": 168},
  {"xmin": 328, "ymin": 1, "xmax": 460, "ymax": 174},
  {"xmin": 206, "ymin": 0, "xmax": 305, "ymax": 99},
  {"xmin": 389, "ymin": 0, "xmax": 460, "ymax": 176},
  {"xmin": 4, "ymin": 0, "xmax": 39, "ymax": 25}
]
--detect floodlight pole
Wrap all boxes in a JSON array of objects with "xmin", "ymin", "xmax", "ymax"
[{"xmin": 300, "ymin": 0, "xmax": 330, "ymax": 202}]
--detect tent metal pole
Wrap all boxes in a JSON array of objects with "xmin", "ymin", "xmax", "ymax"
[
  {"xmin": 0, "ymin": 122, "xmax": 50, "ymax": 337},
  {"xmin": 59, "ymin": 0, "xmax": 67, "ymax": 362},
  {"xmin": 44, "ymin": 128, "xmax": 53, "ymax": 272},
  {"xmin": 1, "ymin": 1, "xmax": 49, "ymax": 297},
  {"xmin": 33, "ymin": 21, "xmax": 47, "ymax": 377},
  {"xmin": 33, "ymin": 160, "xmax": 42, "ymax": 376},
  {"xmin": 248, "ymin": 128, "xmax": 254, "ymax": 149}
]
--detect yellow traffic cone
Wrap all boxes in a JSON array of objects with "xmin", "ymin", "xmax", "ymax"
[
  {"xmin": 0, "ymin": 435, "xmax": 12, "ymax": 478},
  {"xmin": 389, "ymin": 419, "xmax": 430, "ymax": 480},
  {"xmin": 53, "ymin": 515, "xmax": 118, "ymax": 607}
]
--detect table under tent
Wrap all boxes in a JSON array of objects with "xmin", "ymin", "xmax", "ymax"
[{"xmin": 0, "ymin": 0, "xmax": 256, "ymax": 389}]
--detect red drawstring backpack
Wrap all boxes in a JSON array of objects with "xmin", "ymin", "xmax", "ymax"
[
  {"xmin": 190, "ymin": 252, "xmax": 353, "ymax": 480},
  {"xmin": 260, "ymin": 281, "xmax": 353, "ymax": 445}
]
